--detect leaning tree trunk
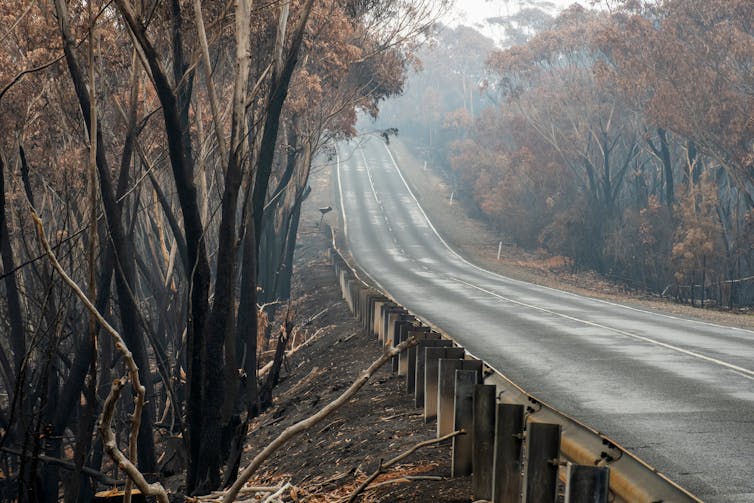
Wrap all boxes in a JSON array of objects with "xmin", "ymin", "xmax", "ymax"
[{"xmin": 276, "ymin": 186, "xmax": 309, "ymax": 301}]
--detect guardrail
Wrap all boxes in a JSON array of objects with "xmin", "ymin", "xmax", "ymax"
[{"xmin": 326, "ymin": 225, "xmax": 701, "ymax": 503}]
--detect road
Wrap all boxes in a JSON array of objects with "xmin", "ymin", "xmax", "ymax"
[{"xmin": 335, "ymin": 135, "xmax": 754, "ymax": 501}]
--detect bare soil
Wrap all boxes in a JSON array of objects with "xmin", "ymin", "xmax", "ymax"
[{"xmin": 386, "ymin": 137, "xmax": 754, "ymax": 331}]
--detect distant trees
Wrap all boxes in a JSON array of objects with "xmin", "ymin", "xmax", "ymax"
[
  {"xmin": 446, "ymin": 1, "xmax": 754, "ymax": 306},
  {"xmin": 373, "ymin": 23, "xmax": 500, "ymax": 175},
  {"xmin": 0, "ymin": 0, "xmax": 441, "ymax": 499}
]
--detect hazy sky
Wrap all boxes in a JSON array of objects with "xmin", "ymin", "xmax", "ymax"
[
  {"xmin": 443, "ymin": 0, "xmax": 582, "ymax": 43},
  {"xmin": 446, "ymin": 0, "xmax": 581, "ymax": 26}
]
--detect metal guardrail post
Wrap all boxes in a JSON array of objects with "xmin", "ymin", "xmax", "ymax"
[
  {"xmin": 472, "ymin": 384, "xmax": 497, "ymax": 500},
  {"xmin": 524, "ymin": 422, "xmax": 561, "ymax": 503},
  {"xmin": 492, "ymin": 403, "xmax": 524, "ymax": 503},
  {"xmin": 424, "ymin": 347, "xmax": 465, "ymax": 422},
  {"xmin": 378, "ymin": 304, "xmax": 396, "ymax": 343},
  {"xmin": 380, "ymin": 308, "xmax": 391, "ymax": 343},
  {"xmin": 359, "ymin": 289, "xmax": 374, "ymax": 329},
  {"xmin": 452, "ymin": 370, "xmax": 477, "ymax": 477},
  {"xmin": 565, "ymin": 465, "xmax": 609, "ymax": 503},
  {"xmin": 369, "ymin": 296, "xmax": 388, "ymax": 338},
  {"xmin": 385, "ymin": 310, "xmax": 407, "ymax": 349},
  {"xmin": 399, "ymin": 325, "xmax": 427, "ymax": 376},
  {"xmin": 406, "ymin": 331, "xmax": 441, "ymax": 394},
  {"xmin": 345, "ymin": 278, "xmax": 355, "ymax": 312},
  {"xmin": 373, "ymin": 300, "xmax": 386, "ymax": 339},
  {"xmin": 438, "ymin": 359, "xmax": 483, "ymax": 437},
  {"xmin": 354, "ymin": 287, "xmax": 362, "ymax": 321},
  {"xmin": 414, "ymin": 339, "xmax": 453, "ymax": 406},
  {"xmin": 392, "ymin": 318, "xmax": 414, "ymax": 372}
]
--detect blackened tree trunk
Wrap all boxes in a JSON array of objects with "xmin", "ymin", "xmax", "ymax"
[
  {"xmin": 259, "ymin": 146, "xmax": 312, "ymax": 303},
  {"xmin": 55, "ymin": 0, "xmax": 156, "ymax": 472},
  {"xmin": 114, "ymin": 0, "xmax": 211, "ymax": 492},
  {"xmin": 237, "ymin": 212, "xmax": 259, "ymax": 417},
  {"xmin": 648, "ymin": 128, "xmax": 674, "ymax": 207},
  {"xmin": 276, "ymin": 186, "xmax": 309, "ymax": 301},
  {"xmin": 0, "ymin": 154, "xmax": 25, "ymax": 383},
  {"xmin": 193, "ymin": 0, "xmax": 253, "ymax": 489},
  {"xmin": 252, "ymin": 0, "xmax": 315, "ymax": 247}
]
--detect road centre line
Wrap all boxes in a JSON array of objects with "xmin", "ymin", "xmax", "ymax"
[
  {"xmin": 336, "ymin": 142, "xmax": 393, "ymax": 296},
  {"xmin": 449, "ymin": 275, "xmax": 754, "ymax": 381},
  {"xmin": 335, "ymin": 148, "xmax": 348, "ymax": 240},
  {"xmin": 359, "ymin": 146, "xmax": 383, "ymax": 208}
]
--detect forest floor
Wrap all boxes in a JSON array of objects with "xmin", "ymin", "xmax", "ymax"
[
  {"xmin": 384, "ymin": 136, "xmax": 754, "ymax": 331},
  {"xmin": 222, "ymin": 163, "xmax": 471, "ymax": 501}
]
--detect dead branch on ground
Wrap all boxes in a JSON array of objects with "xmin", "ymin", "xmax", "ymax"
[
  {"xmin": 286, "ymin": 366, "xmax": 325, "ymax": 397},
  {"xmin": 222, "ymin": 335, "xmax": 419, "ymax": 502},
  {"xmin": 361, "ymin": 474, "xmax": 444, "ymax": 490},
  {"xmin": 346, "ymin": 429, "xmax": 464, "ymax": 502},
  {"xmin": 258, "ymin": 326, "xmax": 329, "ymax": 377},
  {"xmin": 259, "ymin": 482, "xmax": 292, "ymax": 503},
  {"xmin": 190, "ymin": 485, "xmax": 283, "ymax": 503}
]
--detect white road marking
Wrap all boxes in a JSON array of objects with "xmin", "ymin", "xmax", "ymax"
[
  {"xmin": 359, "ymin": 146, "xmax": 382, "ymax": 206},
  {"xmin": 336, "ymin": 148, "xmax": 348, "ymax": 239},
  {"xmin": 450, "ymin": 276, "xmax": 754, "ymax": 381},
  {"xmin": 335, "ymin": 142, "xmax": 390, "ymax": 295}
]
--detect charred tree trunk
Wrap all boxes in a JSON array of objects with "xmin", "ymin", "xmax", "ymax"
[
  {"xmin": 648, "ymin": 128, "xmax": 674, "ymax": 207},
  {"xmin": 193, "ymin": 0, "xmax": 253, "ymax": 490},
  {"xmin": 55, "ymin": 0, "xmax": 156, "ymax": 472},
  {"xmin": 1, "ymin": 153, "xmax": 32, "ymax": 500},
  {"xmin": 0, "ymin": 154, "xmax": 25, "ymax": 385},
  {"xmin": 113, "ymin": 1, "xmax": 212, "ymax": 491},
  {"xmin": 277, "ymin": 186, "xmax": 309, "ymax": 301},
  {"xmin": 237, "ymin": 213, "xmax": 259, "ymax": 417},
  {"xmin": 252, "ymin": 0, "xmax": 315, "ymax": 247}
]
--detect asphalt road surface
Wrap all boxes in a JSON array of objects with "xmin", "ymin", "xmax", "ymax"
[{"xmin": 335, "ymin": 135, "xmax": 754, "ymax": 501}]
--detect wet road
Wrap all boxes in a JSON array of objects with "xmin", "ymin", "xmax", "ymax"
[{"xmin": 335, "ymin": 136, "xmax": 754, "ymax": 501}]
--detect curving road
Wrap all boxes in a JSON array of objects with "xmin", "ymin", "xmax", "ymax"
[{"xmin": 335, "ymin": 135, "xmax": 754, "ymax": 501}]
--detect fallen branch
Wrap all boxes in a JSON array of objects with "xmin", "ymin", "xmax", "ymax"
[
  {"xmin": 304, "ymin": 306, "xmax": 330, "ymax": 325},
  {"xmin": 333, "ymin": 332, "xmax": 359, "ymax": 346},
  {"xmin": 364, "ymin": 475, "xmax": 444, "ymax": 490},
  {"xmin": 258, "ymin": 326, "xmax": 328, "ymax": 378},
  {"xmin": 30, "ymin": 210, "xmax": 168, "ymax": 503},
  {"xmin": 223, "ymin": 336, "xmax": 419, "ymax": 503},
  {"xmin": 380, "ymin": 411, "xmax": 421, "ymax": 421},
  {"xmin": 260, "ymin": 482, "xmax": 292, "ymax": 503},
  {"xmin": 306, "ymin": 469, "xmax": 355, "ymax": 491},
  {"xmin": 286, "ymin": 366, "xmax": 325, "ymax": 397},
  {"xmin": 346, "ymin": 429, "xmax": 464, "ymax": 502},
  {"xmin": 195, "ymin": 485, "xmax": 282, "ymax": 503},
  {"xmin": 316, "ymin": 417, "xmax": 346, "ymax": 435}
]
